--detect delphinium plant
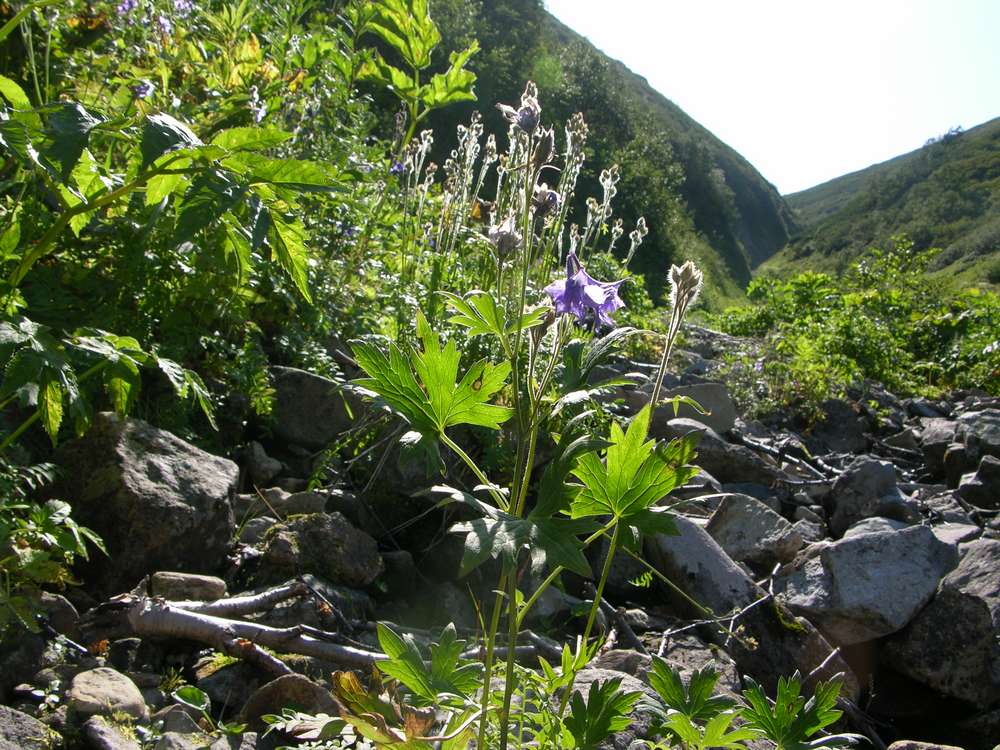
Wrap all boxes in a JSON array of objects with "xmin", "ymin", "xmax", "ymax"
[{"xmin": 351, "ymin": 78, "xmax": 712, "ymax": 748}]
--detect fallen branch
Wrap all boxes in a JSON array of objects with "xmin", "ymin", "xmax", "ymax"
[
  {"xmin": 127, "ymin": 597, "xmax": 385, "ymax": 669},
  {"xmin": 172, "ymin": 581, "xmax": 309, "ymax": 617}
]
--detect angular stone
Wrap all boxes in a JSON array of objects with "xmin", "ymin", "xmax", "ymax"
[
  {"xmin": 149, "ymin": 572, "xmax": 226, "ymax": 601},
  {"xmin": 706, "ymin": 494, "xmax": 802, "ymax": 567},
  {"xmin": 259, "ymin": 512, "xmax": 383, "ymax": 587},
  {"xmin": 55, "ymin": 413, "xmax": 237, "ymax": 595},
  {"xmin": 842, "ymin": 517, "xmax": 909, "ymax": 538},
  {"xmin": 271, "ymin": 366, "xmax": 362, "ymax": 449},
  {"xmin": 775, "ymin": 525, "xmax": 957, "ymax": 646},
  {"xmin": 826, "ymin": 457, "xmax": 919, "ymax": 537},
  {"xmin": 69, "ymin": 667, "xmax": 149, "ymax": 721},
  {"xmin": 245, "ymin": 441, "xmax": 282, "ymax": 487},
  {"xmin": 920, "ymin": 418, "xmax": 957, "ymax": 475},
  {"xmin": 0, "ymin": 705, "xmax": 55, "ymax": 750},
  {"xmin": 883, "ymin": 538, "xmax": 1000, "ymax": 708},
  {"xmin": 654, "ymin": 418, "xmax": 782, "ymax": 485},
  {"xmin": 886, "ymin": 742, "xmax": 965, "ymax": 750},
  {"xmin": 792, "ymin": 519, "xmax": 826, "ymax": 543},
  {"xmin": 644, "ymin": 517, "xmax": 857, "ymax": 697},
  {"xmin": 958, "ymin": 454, "xmax": 1000, "ymax": 509},
  {"xmin": 83, "ymin": 715, "xmax": 141, "ymax": 750},
  {"xmin": 234, "ymin": 488, "xmax": 326, "ymax": 519},
  {"xmin": 657, "ymin": 382, "xmax": 738, "ymax": 434},
  {"xmin": 956, "ymin": 408, "xmax": 1000, "ymax": 461}
]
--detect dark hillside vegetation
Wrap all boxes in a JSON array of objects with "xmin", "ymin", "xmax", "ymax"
[
  {"xmin": 421, "ymin": 0, "xmax": 797, "ymax": 303},
  {"xmin": 772, "ymin": 117, "xmax": 1000, "ymax": 285}
]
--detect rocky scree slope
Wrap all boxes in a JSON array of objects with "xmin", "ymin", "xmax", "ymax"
[{"xmin": 1, "ymin": 327, "xmax": 999, "ymax": 749}]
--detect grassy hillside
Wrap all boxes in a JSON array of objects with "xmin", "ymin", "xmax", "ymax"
[
  {"xmin": 768, "ymin": 117, "xmax": 1000, "ymax": 285},
  {"xmin": 425, "ymin": 0, "xmax": 797, "ymax": 306}
]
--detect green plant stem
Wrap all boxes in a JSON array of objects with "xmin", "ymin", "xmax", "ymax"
[
  {"xmin": 557, "ymin": 520, "xmax": 622, "ymax": 719},
  {"xmin": 476, "ymin": 580, "xmax": 507, "ymax": 750},
  {"xmin": 649, "ymin": 297, "xmax": 687, "ymax": 409},
  {"xmin": 439, "ymin": 432, "xmax": 507, "ymax": 510}
]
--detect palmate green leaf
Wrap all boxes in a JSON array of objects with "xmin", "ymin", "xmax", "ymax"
[
  {"xmin": 649, "ymin": 659, "xmax": 735, "ymax": 723},
  {"xmin": 364, "ymin": 0, "xmax": 441, "ymax": 71},
  {"xmin": 427, "ymin": 623, "xmax": 481, "ymax": 699},
  {"xmin": 358, "ymin": 55, "xmax": 420, "ymax": 102},
  {"xmin": 570, "ymin": 406, "xmax": 698, "ymax": 531},
  {"xmin": 740, "ymin": 674, "xmax": 860, "ymax": 750},
  {"xmin": 352, "ymin": 313, "xmax": 512, "ymax": 436},
  {"xmin": 563, "ymin": 678, "xmax": 641, "ymax": 750},
  {"xmin": 452, "ymin": 512, "xmax": 594, "ymax": 578},
  {"xmin": 422, "ymin": 40, "xmax": 479, "ymax": 108},
  {"xmin": 441, "ymin": 290, "xmax": 546, "ymax": 352},
  {"xmin": 377, "ymin": 623, "xmax": 436, "ymax": 702}
]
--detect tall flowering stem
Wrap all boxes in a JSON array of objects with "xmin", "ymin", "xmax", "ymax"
[{"xmin": 649, "ymin": 261, "xmax": 704, "ymax": 409}]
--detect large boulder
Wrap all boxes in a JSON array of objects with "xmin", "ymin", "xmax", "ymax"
[
  {"xmin": 706, "ymin": 494, "xmax": 802, "ymax": 567},
  {"xmin": 920, "ymin": 418, "xmax": 957, "ymax": 475},
  {"xmin": 653, "ymin": 418, "xmax": 782, "ymax": 485},
  {"xmin": 774, "ymin": 525, "xmax": 957, "ymax": 646},
  {"xmin": 0, "ymin": 705, "xmax": 56, "ymax": 750},
  {"xmin": 644, "ymin": 516, "xmax": 858, "ymax": 697},
  {"xmin": 270, "ymin": 366, "xmax": 362, "ymax": 450},
  {"xmin": 825, "ymin": 457, "xmax": 919, "ymax": 537},
  {"xmin": 956, "ymin": 409, "xmax": 1000, "ymax": 462},
  {"xmin": 258, "ymin": 512, "xmax": 383, "ymax": 587},
  {"xmin": 883, "ymin": 538, "xmax": 1000, "ymax": 709},
  {"xmin": 69, "ymin": 667, "xmax": 149, "ymax": 721},
  {"xmin": 958, "ymin": 454, "xmax": 1000, "ymax": 509},
  {"xmin": 55, "ymin": 413, "xmax": 237, "ymax": 595},
  {"xmin": 654, "ymin": 383, "xmax": 737, "ymax": 434}
]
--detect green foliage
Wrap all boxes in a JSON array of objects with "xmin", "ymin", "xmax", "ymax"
[
  {"xmin": 0, "ymin": 459, "xmax": 104, "ymax": 633},
  {"xmin": 740, "ymin": 674, "xmax": 861, "ymax": 750},
  {"xmin": 648, "ymin": 659, "xmax": 736, "ymax": 723},
  {"xmin": 376, "ymin": 622, "xmax": 481, "ymax": 705},
  {"xmin": 718, "ymin": 237, "xmax": 1000, "ymax": 418},
  {"xmin": 563, "ymin": 678, "xmax": 641, "ymax": 750}
]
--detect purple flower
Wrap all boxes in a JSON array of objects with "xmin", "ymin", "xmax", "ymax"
[
  {"xmin": 173, "ymin": 0, "xmax": 195, "ymax": 16},
  {"xmin": 389, "ymin": 160, "xmax": 406, "ymax": 176},
  {"xmin": 131, "ymin": 80, "xmax": 155, "ymax": 100},
  {"xmin": 545, "ymin": 250, "xmax": 625, "ymax": 329},
  {"xmin": 157, "ymin": 14, "xmax": 173, "ymax": 33},
  {"xmin": 115, "ymin": 0, "xmax": 138, "ymax": 16}
]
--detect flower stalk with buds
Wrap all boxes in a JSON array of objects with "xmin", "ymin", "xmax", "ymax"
[{"xmin": 649, "ymin": 260, "xmax": 704, "ymax": 409}]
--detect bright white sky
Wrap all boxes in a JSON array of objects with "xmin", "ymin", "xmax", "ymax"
[{"xmin": 543, "ymin": 0, "xmax": 1000, "ymax": 194}]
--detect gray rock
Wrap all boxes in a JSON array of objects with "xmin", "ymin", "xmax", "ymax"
[
  {"xmin": 69, "ymin": 668, "xmax": 149, "ymax": 721},
  {"xmin": 149, "ymin": 572, "xmax": 226, "ymax": 601},
  {"xmin": 915, "ymin": 489, "xmax": 974, "ymax": 525},
  {"xmin": 0, "ymin": 705, "xmax": 56, "ymax": 750},
  {"xmin": 55, "ymin": 413, "xmax": 237, "ymax": 595},
  {"xmin": 930, "ymin": 523, "xmax": 981, "ymax": 546},
  {"xmin": 150, "ymin": 705, "xmax": 201, "ymax": 734},
  {"xmin": 83, "ymin": 715, "xmax": 141, "ymax": 750},
  {"xmin": 919, "ymin": 417, "xmax": 957, "ymax": 475},
  {"xmin": 826, "ymin": 457, "xmax": 919, "ymax": 537},
  {"xmin": 234, "ymin": 488, "xmax": 326, "ymax": 519},
  {"xmin": 258, "ymin": 512, "xmax": 383, "ymax": 587},
  {"xmin": 657, "ymin": 382, "xmax": 737, "ymax": 434},
  {"xmin": 238, "ymin": 517, "xmax": 277, "ymax": 545},
  {"xmin": 774, "ymin": 525, "xmax": 957, "ymax": 645},
  {"xmin": 195, "ymin": 660, "xmax": 262, "ymax": 715},
  {"xmin": 885, "ymin": 428, "xmax": 919, "ymax": 451},
  {"xmin": 655, "ymin": 418, "xmax": 782, "ymax": 486},
  {"xmin": 958, "ymin": 455, "xmax": 1000, "ymax": 509},
  {"xmin": 943, "ymin": 442, "xmax": 971, "ymax": 488},
  {"xmin": 245, "ymin": 441, "xmax": 282, "ymax": 487},
  {"xmin": 883, "ymin": 538, "xmax": 1000, "ymax": 708},
  {"xmin": 842, "ymin": 517, "xmax": 910, "ymax": 538},
  {"xmin": 154, "ymin": 733, "xmax": 215, "ymax": 750},
  {"xmin": 644, "ymin": 517, "xmax": 857, "ymax": 697},
  {"xmin": 886, "ymin": 741, "xmax": 964, "ymax": 750},
  {"xmin": 569, "ymin": 668, "xmax": 665, "ymax": 749},
  {"xmin": 956, "ymin": 408, "xmax": 1000, "ymax": 461},
  {"xmin": 271, "ymin": 367, "xmax": 362, "ymax": 449},
  {"xmin": 706, "ymin": 494, "xmax": 802, "ymax": 566},
  {"xmin": 793, "ymin": 505, "xmax": 823, "ymax": 523},
  {"xmin": 805, "ymin": 399, "xmax": 869, "ymax": 454},
  {"xmin": 791, "ymin": 519, "xmax": 827, "ymax": 543}
]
